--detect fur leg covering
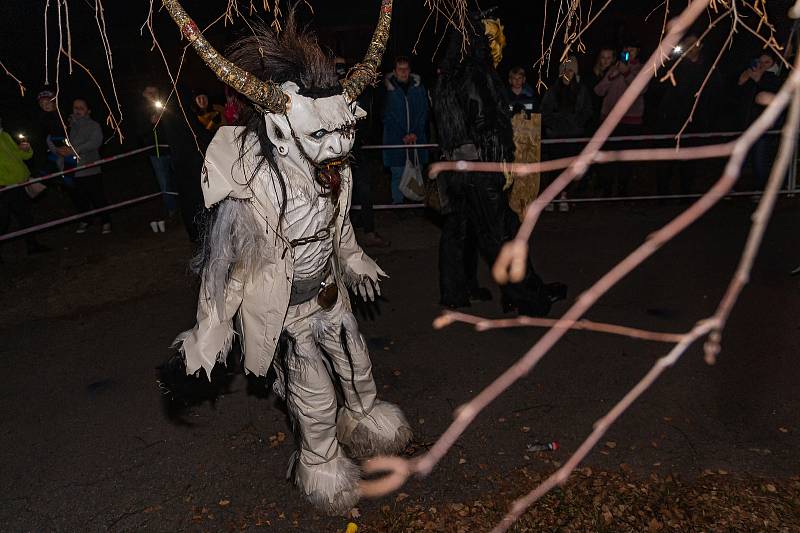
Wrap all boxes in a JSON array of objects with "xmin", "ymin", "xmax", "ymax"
[
  {"xmin": 293, "ymin": 449, "xmax": 361, "ymax": 515},
  {"xmin": 337, "ymin": 400, "xmax": 413, "ymax": 458}
]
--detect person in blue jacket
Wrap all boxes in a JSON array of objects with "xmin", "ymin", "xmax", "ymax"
[{"xmin": 382, "ymin": 56, "xmax": 429, "ymax": 204}]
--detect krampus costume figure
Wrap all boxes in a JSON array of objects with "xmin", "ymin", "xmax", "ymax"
[
  {"xmin": 161, "ymin": 0, "xmax": 411, "ymax": 515},
  {"xmin": 432, "ymin": 13, "xmax": 565, "ymax": 315}
]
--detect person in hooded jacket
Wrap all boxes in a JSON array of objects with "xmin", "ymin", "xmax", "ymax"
[
  {"xmin": 540, "ymin": 56, "xmax": 593, "ymax": 211},
  {"xmin": 382, "ymin": 56, "xmax": 429, "ymax": 204}
]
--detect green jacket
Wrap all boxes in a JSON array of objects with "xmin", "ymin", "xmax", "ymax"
[{"xmin": 0, "ymin": 130, "xmax": 33, "ymax": 186}]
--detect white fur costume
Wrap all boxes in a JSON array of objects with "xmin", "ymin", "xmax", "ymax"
[{"xmin": 174, "ymin": 84, "xmax": 412, "ymax": 515}]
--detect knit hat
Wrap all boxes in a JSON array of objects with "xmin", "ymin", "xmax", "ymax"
[
  {"xmin": 37, "ymin": 88, "xmax": 55, "ymax": 101},
  {"xmin": 559, "ymin": 56, "xmax": 579, "ymax": 78}
]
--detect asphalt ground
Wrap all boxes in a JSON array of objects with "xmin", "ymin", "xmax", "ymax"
[{"xmin": 1, "ymin": 170, "xmax": 798, "ymax": 531}]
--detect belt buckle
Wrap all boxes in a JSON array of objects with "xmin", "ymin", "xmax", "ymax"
[{"xmin": 316, "ymin": 281, "xmax": 338, "ymax": 311}]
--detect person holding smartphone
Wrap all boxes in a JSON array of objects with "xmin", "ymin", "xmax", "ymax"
[
  {"xmin": 595, "ymin": 44, "xmax": 645, "ymax": 126},
  {"xmin": 738, "ymin": 52, "xmax": 785, "ymax": 192},
  {"xmin": 593, "ymin": 41, "xmax": 646, "ymax": 196}
]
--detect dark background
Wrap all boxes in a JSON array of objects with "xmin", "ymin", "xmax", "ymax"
[{"xmin": 0, "ymin": 0, "xmax": 795, "ymax": 146}]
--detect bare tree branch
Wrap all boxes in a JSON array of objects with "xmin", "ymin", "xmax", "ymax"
[
  {"xmin": 494, "ymin": 51, "xmax": 800, "ymax": 533},
  {"xmin": 0, "ymin": 59, "xmax": 25, "ymax": 96},
  {"xmin": 434, "ymin": 310, "xmax": 686, "ymax": 343},
  {"xmin": 428, "ymin": 142, "xmax": 735, "ymax": 179},
  {"xmin": 61, "ymin": 51, "xmax": 123, "ymax": 143},
  {"xmin": 361, "ymin": 7, "xmax": 800, "ymax": 532}
]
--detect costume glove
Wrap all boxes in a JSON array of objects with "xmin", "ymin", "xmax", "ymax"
[{"xmin": 345, "ymin": 254, "xmax": 388, "ymax": 302}]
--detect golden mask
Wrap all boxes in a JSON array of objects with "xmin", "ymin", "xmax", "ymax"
[{"xmin": 482, "ymin": 18, "xmax": 506, "ymax": 67}]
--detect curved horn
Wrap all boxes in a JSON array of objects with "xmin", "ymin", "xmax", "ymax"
[
  {"xmin": 162, "ymin": 0, "xmax": 289, "ymax": 114},
  {"xmin": 341, "ymin": 0, "xmax": 394, "ymax": 102}
]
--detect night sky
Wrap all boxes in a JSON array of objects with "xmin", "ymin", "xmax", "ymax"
[{"xmin": 0, "ymin": 0, "xmax": 793, "ymax": 140}]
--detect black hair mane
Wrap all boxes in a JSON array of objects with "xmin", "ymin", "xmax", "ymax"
[
  {"xmin": 433, "ymin": 17, "xmax": 514, "ymax": 163},
  {"xmin": 226, "ymin": 6, "xmax": 339, "ymax": 226}
]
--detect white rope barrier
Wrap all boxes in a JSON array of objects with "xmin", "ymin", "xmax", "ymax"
[
  {"xmin": 360, "ymin": 130, "xmax": 782, "ymax": 150},
  {"xmin": 0, "ymin": 144, "xmax": 169, "ymax": 194},
  {"xmin": 351, "ymin": 189, "xmax": 797, "ymax": 211},
  {"xmin": 3, "ymin": 135, "xmax": 796, "ymax": 241},
  {"xmin": 0, "ymin": 192, "xmax": 163, "ymax": 242}
]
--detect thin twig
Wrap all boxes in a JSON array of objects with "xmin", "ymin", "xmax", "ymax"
[
  {"xmin": 434, "ymin": 311, "xmax": 686, "ymax": 343},
  {"xmin": 61, "ymin": 51, "xmax": 123, "ymax": 143},
  {"xmin": 428, "ymin": 142, "xmax": 734, "ymax": 179},
  {"xmin": 0, "ymin": 59, "xmax": 25, "ymax": 96}
]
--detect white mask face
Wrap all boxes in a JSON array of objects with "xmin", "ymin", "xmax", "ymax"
[{"xmin": 265, "ymin": 82, "xmax": 367, "ymax": 171}]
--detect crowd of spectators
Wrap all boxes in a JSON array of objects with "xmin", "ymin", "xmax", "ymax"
[
  {"xmin": 0, "ymin": 32, "xmax": 791, "ymax": 259},
  {"xmin": 374, "ymin": 37, "xmax": 789, "ymax": 206}
]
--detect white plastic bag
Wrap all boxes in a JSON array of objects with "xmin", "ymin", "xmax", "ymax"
[{"xmin": 398, "ymin": 151, "xmax": 424, "ymax": 201}]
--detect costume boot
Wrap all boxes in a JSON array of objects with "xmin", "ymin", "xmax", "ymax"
[
  {"xmin": 276, "ymin": 322, "xmax": 361, "ymax": 515},
  {"xmin": 312, "ymin": 310, "xmax": 412, "ymax": 457}
]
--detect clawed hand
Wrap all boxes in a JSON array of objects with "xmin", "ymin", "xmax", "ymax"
[{"xmin": 348, "ymin": 261, "xmax": 389, "ymax": 302}]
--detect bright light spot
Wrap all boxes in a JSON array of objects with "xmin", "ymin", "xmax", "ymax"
[
  {"xmin": 672, "ymin": 45, "xmax": 683, "ymax": 55},
  {"xmin": 17, "ymin": 133, "xmax": 25, "ymax": 140},
  {"xmin": 154, "ymin": 100, "xmax": 164, "ymax": 109}
]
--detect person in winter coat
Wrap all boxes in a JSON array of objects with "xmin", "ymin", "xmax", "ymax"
[
  {"xmin": 584, "ymin": 47, "xmax": 616, "ymax": 131},
  {"xmin": 654, "ymin": 35, "xmax": 719, "ymax": 196},
  {"xmin": 0, "ymin": 118, "xmax": 49, "ymax": 259},
  {"xmin": 34, "ymin": 88, "xmax": 64, "ymax": 177},
  {"xmin": 593, "ymin": 42, "xmax": 647, "ymax": 196},
  {"xmin": 506, "ymin": 66, "xmax": 539, "ymax": 115},
  {"xmin": 738, "ymin": 52, "xmax": 786, "ymax": 191},
  {"xmin": 541, "ymin": 57, "xmax": 593, "ymax": 139},
  {"xmin": 159, "ymin": 86, "xmax": 214, "ymax": 244},
  {"xmin": 594, "ymin": 43, "xmax": 646, "ymax": 127},
  {"xmin": 540, "ymin": 56, "xmax": 593, "ymax": 211},
  {"xmin": 382, "ymin": 56, "xmax": 429, "ymax": 204},
  {"xmin": 58, "ymin": 98, "xmax": 112, "ymax": 234}
]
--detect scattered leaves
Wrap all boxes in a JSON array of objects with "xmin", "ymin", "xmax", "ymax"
[
  {"xmin": 370, "ymin": 470, "xmax": 800, "ymax": 532},
  {"xmin": 268, "ymin": 432, "xmax": 286, "ymax": 448}
]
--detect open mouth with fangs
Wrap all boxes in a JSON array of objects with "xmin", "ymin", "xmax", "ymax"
[{"xmin": 313, "ymin": 157, "xmax": 350, "ymax": 200}]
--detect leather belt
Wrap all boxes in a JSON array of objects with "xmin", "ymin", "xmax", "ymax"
[{"xmin": 289, "ymin": 263, "xmax": 334, "ymax": 306}]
